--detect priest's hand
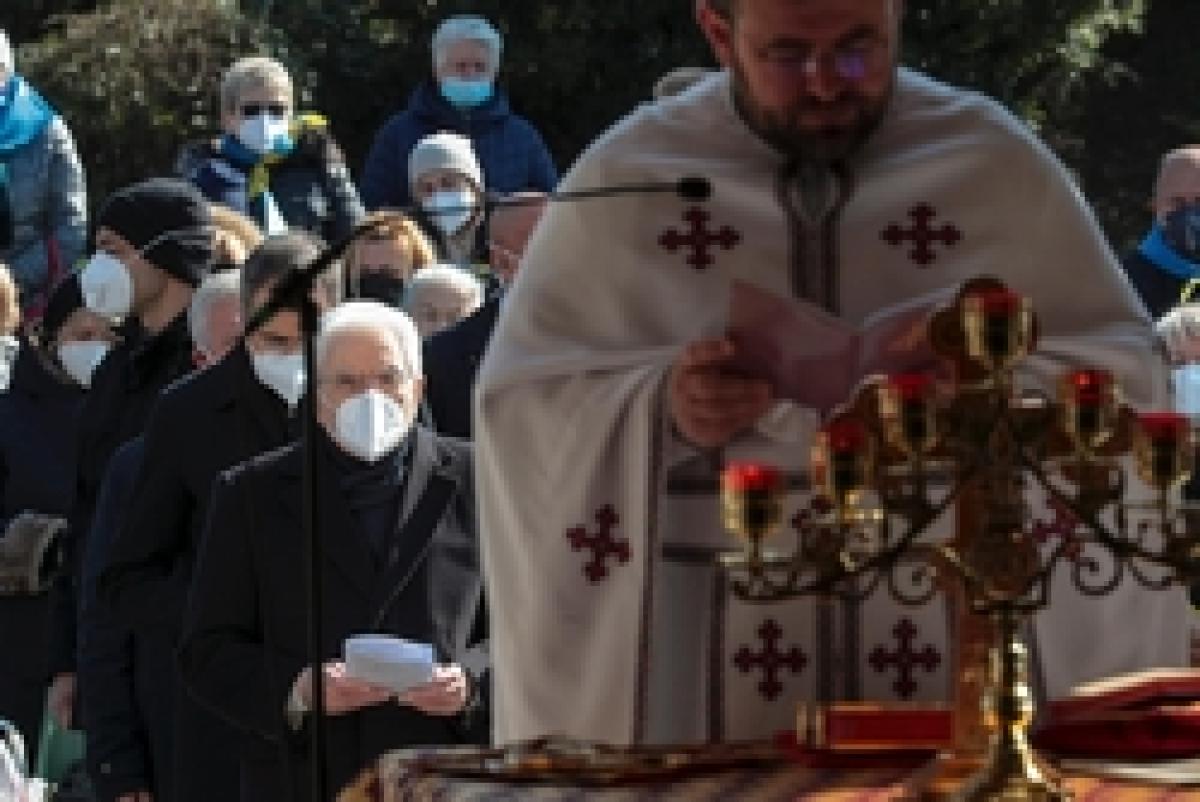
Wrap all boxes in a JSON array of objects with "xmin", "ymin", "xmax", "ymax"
[
  {"xmin": 293, "ymin": 661, "xmax": 393, "ymax": 716},
  {"xmin": 669, "ymin": 338, "xmax": 773, "ymax": 448},
  {"xmin": 398, "ymin": 664, "xmax": 470, "ymax": 717}
]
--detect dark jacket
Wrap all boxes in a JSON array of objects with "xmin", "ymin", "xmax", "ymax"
[
  {"xmin": 1122, "ymin": 248, "xmax": 1188, "ymax": 321},
  {"xmin": 52, "ymin": 313, "xmax": 195, "ymax": 675},
  {"xmin": 78, "ymin": 437, "xmax": 165, "ymax": 802},
  {"xmin": 179, "ymin": 426, "xmax": 487, "ymax": 801},
  {"xmin": 180, "ymin": 128, "xmax": 364, "ymax": 243},
  {"xmin": 99, "ymin": 343, "xmax": 298, "ymax": 801},
  {"xmin": 422, "ymin": 296, "xmax": 502, "ymax": 439},
  {"xmin": 361, "ymin": 81, "xmax": 557, "ymax": 211},
  {"xmin": 0, "ymin": 341, "xmax": 83, "ymax": 759}
]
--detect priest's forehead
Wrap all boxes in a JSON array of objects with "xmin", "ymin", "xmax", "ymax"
[
  {"xmin": 1155, "ymin": 147, "xmax": 1200, "ymax": 207},
  {"xmin": 716, "ymin": 0, "xmax": 900, "ymax": 31}
]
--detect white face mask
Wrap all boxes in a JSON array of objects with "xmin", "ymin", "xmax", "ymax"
[
  {"xmin": 423, "ymin": 188, "xmax": 477, "ymax": 236},
  {"xmin": 238, "ymin": 113, "xmax": 290, "ymax": 156},
  {"xmin": 333, "ymin": 389, "xmax": 412, "ymax": 463},
  {"xmin": 251, "ymin": 350, "xmax": 305, "ymax": 408},
  {"xmin": 57, "ymin": 341, "xmax": 111, "ymax": 388},
  {"xmin": 79, "ymin": 252, "xmax": 133, "ymax": 321}
]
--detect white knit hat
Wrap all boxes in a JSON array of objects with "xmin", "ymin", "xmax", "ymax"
[
  {"xmin": 0, "ymin": 31, "xmax": 13, "ymax": 75},
  {"xmin": 408, "ymin": 132, "xmax": 484, "ymax": 194}
]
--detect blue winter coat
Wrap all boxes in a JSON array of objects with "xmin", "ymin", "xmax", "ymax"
[{"xmin": 360, "ymin": 81, "xmax": 558, "ymax": 210}]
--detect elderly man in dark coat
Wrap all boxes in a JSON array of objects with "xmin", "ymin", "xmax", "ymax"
[
  {"xmin": 180, "ymin": 300, "xmax": 487, "ymax": 801},
  {"xmin": 99, "ymin": 232, "xmax": 337, "ymax": 801}
]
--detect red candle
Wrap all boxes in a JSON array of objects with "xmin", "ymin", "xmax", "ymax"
[
  {"xmin": 722, "ymin": 462, "xmax": 783, "ymax": 494},
  {"xmin": 824, "ymin": 419, "xmax": 868, "ymax": 454},
  {"xmin": 970, "ymin": 287, "xmax": 1022, "ymax": 315},
  {"xmin": 1139, "ymin": 412, "xmax": 1188, "ymax": 442},
  {"xmin": 1068, "ymin": 368, "xmax": 1112, "ymax": 407}
]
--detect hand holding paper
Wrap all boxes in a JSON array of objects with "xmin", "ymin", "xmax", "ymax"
[{"xmin": 726, "ymin": 280, "xmax": 953, "ymax": 415}]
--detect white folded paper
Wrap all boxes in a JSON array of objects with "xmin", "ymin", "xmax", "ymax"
[{"xmin": 344, "ymin": 635, "xmax": 436, "ymax": 694}]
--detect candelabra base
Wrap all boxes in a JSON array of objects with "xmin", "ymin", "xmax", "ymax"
[{"xmin": 901, "ymin": 747, "xmax": 1070, "ymax": 802}]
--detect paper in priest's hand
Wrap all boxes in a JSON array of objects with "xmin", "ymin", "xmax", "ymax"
[
  {"xmin": 726, "ymin": 280, "xmax": 953, "ymax": 415},
  {"xmin": 344, "ymin": 635, "xmax": 436, "ymax": 694}
]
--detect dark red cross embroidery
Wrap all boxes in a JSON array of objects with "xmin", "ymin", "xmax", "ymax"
[
  {"xmin": 1031, "ymin": 498, "xmax": 1083, "ymax": 562},
  {"xmin": 659, "ymin": 207, "xmax": 741, "ymax": 270},
  {"xmin": 868, "ymin": 617, "xmax": 941, "ymax": 700},
  {"xmin": 880, "ymin": 204, "xmax": 962, "ymax": 266},
  {"xmin": 733, "ymin": 618, "xmax": 808, "ymax": 701},
  {"xmin": 565, "ymin": 505, "xmax": 630, "ymax": 583}
]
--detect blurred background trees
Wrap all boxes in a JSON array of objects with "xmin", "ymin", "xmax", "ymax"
[{"xmin": 0, "ymin": 0, "xmax": 1187, "ymax": 250}]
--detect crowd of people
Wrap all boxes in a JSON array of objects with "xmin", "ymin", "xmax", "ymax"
[{"xmin": 0, "ymin": 1, "xmax": 1197, "ymax": 801}]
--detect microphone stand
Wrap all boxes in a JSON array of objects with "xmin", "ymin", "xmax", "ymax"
[
  {"xmin": 239, "ymin": 174, "xmax": 711, "ymax": 801},
  {"xmin": 243, "ymin": 218, "xmax": 386, "ymax": 802}
]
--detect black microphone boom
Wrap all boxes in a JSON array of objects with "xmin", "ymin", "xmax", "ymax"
[{"xmin": 484, "ymin": 175, "xmax": 712, "ymax": 210}]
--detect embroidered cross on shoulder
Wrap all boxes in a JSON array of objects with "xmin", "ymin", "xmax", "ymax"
[
  {"xmin": 565, "ymin": 505, "xmax": 631, "ymax": 583},
  {"xmin": 659, "ymin": 207, "xmax": 741, "ymax": 270}
]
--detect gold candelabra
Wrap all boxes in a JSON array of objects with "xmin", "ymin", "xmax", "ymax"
[{"xmin": 720, "ymin": 277, "xmax": 1200, "ymax": 801}]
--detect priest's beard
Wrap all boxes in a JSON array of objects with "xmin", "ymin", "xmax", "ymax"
[{"xmin": 730, "ymin": 56, "xmax": 894, "ymax": 165}]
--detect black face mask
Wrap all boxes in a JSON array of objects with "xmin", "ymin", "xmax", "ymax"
[
  {"xmin": 1163, "ymin": 203, "xmax": 1200, "ymax": 263},
  {"xmin": 354, "ymin": 271, "xmax": 407, "ymax": 308}
]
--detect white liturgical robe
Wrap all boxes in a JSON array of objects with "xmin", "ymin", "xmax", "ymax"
[{"xmin": 476, "ymin": 68, "xmax": 1189, "ymax": 747}]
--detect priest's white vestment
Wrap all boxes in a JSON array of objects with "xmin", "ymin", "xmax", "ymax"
[{"xmin": 475, "ymin": 68, "xmax": 1188, "ymax": 747}]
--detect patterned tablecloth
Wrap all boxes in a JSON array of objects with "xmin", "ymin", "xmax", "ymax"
[{"xmin": 338, "ymin": 748, "xmax": 1200, "ymax": 802}]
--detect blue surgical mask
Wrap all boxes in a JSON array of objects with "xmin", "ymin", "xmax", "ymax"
[
  {"xmin": 440, "ymin": 77, "xmax": 493, "ymax": 108},
  {"xmin": 1163, "ymin": 202, "xmax": 1200, "ymax": 264}
]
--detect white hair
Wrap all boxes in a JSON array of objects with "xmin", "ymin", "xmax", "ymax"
[
  {"xmin": 220, "ymin": 56, "xmax": 293, "ymax": 115},
  {"xmin": 317, "ymin": 300, "xmax": 423, "ymax": 378},
  {"xmin": 188, "ymin": 269, "xmax": 242, "ymax": 354},
  {"xmin": 431, "ymin": 15, "xmax": 503, "ymax": 75},
  {"xmin": 404, "ymin": 264, "xmax": 484, "ymax": 310}
]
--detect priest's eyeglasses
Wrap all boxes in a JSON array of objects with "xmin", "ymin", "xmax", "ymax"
[
  {"xmin": 320, "ymin": 367, "xmax": 412, "ymax": 395},
  {"xmin": 754, "ymin": 38, "xmax": 884, "ymax": 83}
]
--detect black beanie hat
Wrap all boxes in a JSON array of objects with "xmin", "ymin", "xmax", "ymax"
[
  {"xmin": 40, "ymin": 273, "xmax": 84, "ymax": 341},
  {"xmin": 96, "ymin": 177, "xmax": 214, "ymax": 287}
]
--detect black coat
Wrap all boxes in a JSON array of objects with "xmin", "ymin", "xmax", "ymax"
[
  {"xmin": 0, "ymin": 342, "xmax": 83, "ymax": 759},
  {"xmin": 100, "ymin": 343, "xmax": 298, "ymax": 802},
  {"xmin": 78, "ymin": 437, "xmax": 166, "ymax": 802},
  {"xmin": 422, "ymin": 296, "xmax": 501, "ymax": 439},
  {"xmin": 179, "ymin": 426, "xmax": 487, "ymax": 802},
  {"xmin": 1121, "ymin": 248, "xmax": 1185, "ymax": 321},
  {"xmin": 180, "ymin": 131, "xmax": 364, "ymax": 244},
  {"xmin": 52, "ymin": 313, "xmax": 196, "ymax": 675}
]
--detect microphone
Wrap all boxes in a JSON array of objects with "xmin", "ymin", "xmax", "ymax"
[
  {"xmin": 242, "ymin": 175, "xmax": 713, "ymax": 336},
  {"xmin": 484, "ymin": 175, "xmax": 712, "ymax": 209}
]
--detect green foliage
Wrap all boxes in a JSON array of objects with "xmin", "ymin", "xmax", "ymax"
[
  {"xmin": 3, "ymin": 0, "xmax": 1189, "ymax": 253},
  {"xmin": 14, "ymin": 0, "xmax": 276, "ymax": 207}
]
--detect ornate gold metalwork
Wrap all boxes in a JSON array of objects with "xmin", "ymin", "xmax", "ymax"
[{"xmin": 720, "ymin": 276, "xmax": 1200, "ymax": 802}]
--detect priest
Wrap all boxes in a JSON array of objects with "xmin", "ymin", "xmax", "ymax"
[{"xmin": 476, "ymin": 0, "xmax": 1189, "ymax": 747}]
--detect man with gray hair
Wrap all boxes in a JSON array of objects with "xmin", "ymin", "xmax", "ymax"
[
  {"xmin": 187, "ymin": 267, "xmax": 243, "ymax": 366},
  {"xmin": 181, "ymin": 300, "xmax": 487, "ymax": 801},
  {"xmin": 0, "ymin": 29, "xmax": 87, "ymax": 314},
  {"xmin": 180, "ymin": 55, "xmax": 363, "ymax": 242},
  {"xmin": 361, "ymin": 14, "xmax": 558, "ymax": 210},
  {"xmin": 405, "ymin": 263, "xmax": 484, "ymax": 339}
]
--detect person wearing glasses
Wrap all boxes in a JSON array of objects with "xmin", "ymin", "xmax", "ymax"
[
  {"xmin": 179, "ymin": 56, "xmax": 364, "ymax": 242},
  {"xmin": 475, "ymin": 0, "xmax": 1184, "ymax": 747},
  {"xmin": 179, "ymin": 300, "xmax": 487, "ymax": 801}
]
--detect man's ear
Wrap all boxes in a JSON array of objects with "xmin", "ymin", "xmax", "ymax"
[{"xmin": 695, "ymin": 1, "xmax": 735, "ymax": 69}]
